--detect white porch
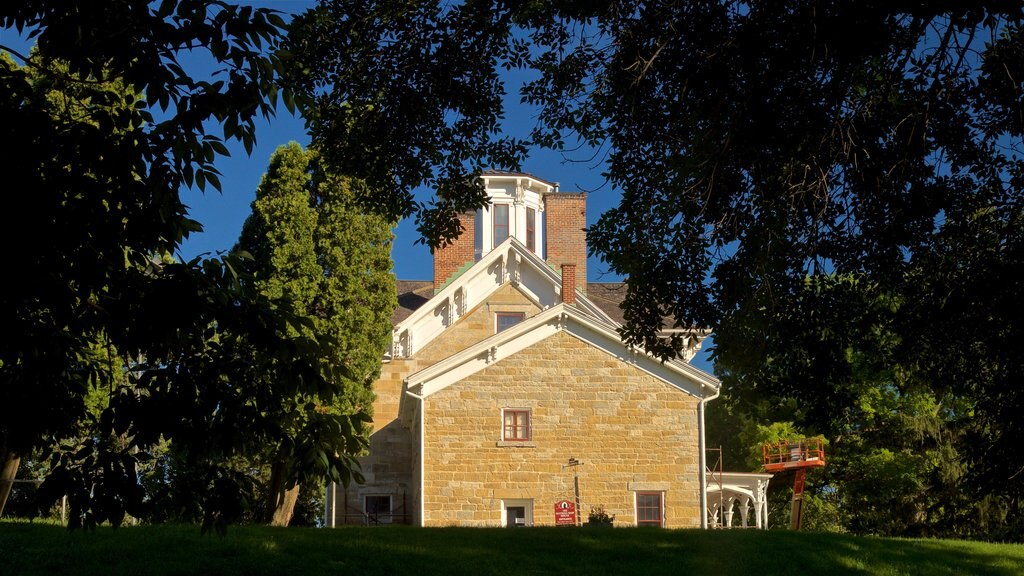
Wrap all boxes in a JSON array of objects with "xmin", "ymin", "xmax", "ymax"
[{"xmin": 706, "ymin": 472, "xmax": 773, "ymax": 529}]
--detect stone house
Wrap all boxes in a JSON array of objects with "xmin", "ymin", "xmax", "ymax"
[{"xmin": 324, "ymin": 171, "xmax": 722, "ymax": 528}]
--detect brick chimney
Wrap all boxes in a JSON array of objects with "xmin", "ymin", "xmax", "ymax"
[
  {"xmin": 433, "ymin": 211, "xmax": 476, "ymax": 291},
  {"xmin": 560, "ymin": 263, "xmax": 576, "ymax": 305},
  {"xmin": 544, "ymin": 192, "xmax": 587, "ymax": 295}
]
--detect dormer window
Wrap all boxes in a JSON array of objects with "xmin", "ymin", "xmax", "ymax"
[{"xmin": 493, "ymin": 204, "xmax": 509, "ymax": 246}]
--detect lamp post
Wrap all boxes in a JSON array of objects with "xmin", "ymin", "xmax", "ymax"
[{"xmin": 566, "ymin": 457, "xmax": 582, "ymax": 526}]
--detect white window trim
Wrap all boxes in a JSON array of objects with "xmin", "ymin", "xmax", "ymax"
[
  {"xmin": 364, "ymin": 494, "xmax": 393, "ymax": 524},
  {"xmin": 492, "ymin": 203, "xmax": 511, "ymax": 247},
  {"xmin": 500, "ymin": 499, "xmax": 534, "ymax": 527}
]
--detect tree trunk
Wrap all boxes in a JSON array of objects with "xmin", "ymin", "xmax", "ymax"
[
  {"xmin": 0, "ymin": 452, "xmax": 21, "ymax": 518},
  {"xmin": 266, "ymin": 460, "xmax": 300, "ymax": 527},
  {"xmin": 271, "ymin": 484, "xmax": 301, "ymax": 527}
]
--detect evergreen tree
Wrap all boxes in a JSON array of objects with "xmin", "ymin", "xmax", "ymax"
[
  {"xmin": 237, "ymin": 143, "xmax": 396, "ymax": 526},
  {"xmin": 1, "ymin": 2, "xmax": 361, "ymax": 532}
]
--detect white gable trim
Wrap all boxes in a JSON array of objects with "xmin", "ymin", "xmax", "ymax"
[
  {"xmin": 392, "ymin": 238, "xmax": 615, "ymax": 358},
  {"xmin": 405, "ymin": 304, "xmax": 720, "ymax": 401}
]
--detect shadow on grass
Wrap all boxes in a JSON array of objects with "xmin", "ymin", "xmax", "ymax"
[{"xmin": 1, "ymin": 522, "xmax": 1022, "ymax": 576}]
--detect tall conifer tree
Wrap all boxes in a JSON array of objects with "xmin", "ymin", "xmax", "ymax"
[{"xmin": 237, "ymin": 143, "xmax": 396, "ymax": 526}]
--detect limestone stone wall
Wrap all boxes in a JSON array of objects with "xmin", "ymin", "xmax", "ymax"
[
  {"xmin": 331, "ymin": 284, "xmax": 543, "ymax": 525},
  {"xmin": 328, "ymin": 358, "xmax": 416, "ymax": 525},
  {"xmin": 421, "ymin": 331, "xmax": 701, "ymax": 528}
]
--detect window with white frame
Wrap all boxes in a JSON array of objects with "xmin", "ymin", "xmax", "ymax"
[
  {"xmin": 526, "ymin": 207, "xmax": 536, "ymax": 253},
  {"xmin": 365, "ymin": 495, "xmax": 392, "ymax": 523},
  {"xmin": 501, "ymin": 498, "xmax": 533, "ymax": 527}
]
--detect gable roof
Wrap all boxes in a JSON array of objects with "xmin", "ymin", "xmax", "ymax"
[
  {"xmin": 391, "ymin": 237, "xmax": 616, "ymax": 359},
  {"xmin": 393, "ymin": 281, "xmax": 628, "ymax": 327},
  {"xmin": 393, "ymin": 277, "xmax": 709, "ymax": 362},
  {"xmin": 399, "ymin": 304, "xmax": 720, "ymax": 424}
]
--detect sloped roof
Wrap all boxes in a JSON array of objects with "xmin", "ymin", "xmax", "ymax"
[
  {"xmin": 392, "ymin": 238, "xmax": 617, "ymax": 360},
  {"xmin": 393, "ymin": 280, "xmax": 433, "ymax": 325},
  {"xmin": 393, "ymin": 280, "xmax": 627, "ymax": 327},
  {"xmin": 585, "ymin": 282, "xmax": 628, "ymax": 325},
  {"xmin": 399, "ymin": 303, "xmax": 721, "ymax": 425}
]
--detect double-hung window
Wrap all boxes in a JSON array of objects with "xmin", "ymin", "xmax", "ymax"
[
  {"xmin": 636, "ymin": 492, "xmax": 664, "ymax": 527},
  {"xmin": 493, "ymin": 204, "xmax": 509, "ymax": 246},
  {"xmin": 502, "ymin": 409, "xmax": 531, "ymax": 442},
  {"xmin": 526, "ymin": 207, "xmax": 536, "ymax": 253}
]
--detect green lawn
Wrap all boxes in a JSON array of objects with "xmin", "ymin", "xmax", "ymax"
[{"xmin": 1, "ymin": 522, "xmax": 1021, "ymax": 576}]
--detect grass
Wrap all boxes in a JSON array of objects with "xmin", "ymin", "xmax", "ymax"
[{"xmin": 1, "ymin": 522, "xmax": 1022, "ymax": 576}]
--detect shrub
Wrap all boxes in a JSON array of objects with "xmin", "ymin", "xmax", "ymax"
[{"xmin": 587, "ymin": 505, "xmax": 614, "ymax": 526}]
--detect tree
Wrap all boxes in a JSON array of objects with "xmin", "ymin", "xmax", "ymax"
[
  {"xmin": 708, "ymin": 277, "xmax": 971, "ymax": 536},
  {"xmin": 286, "ymin": 1, "xmax": 1024, "ymax": 538},
  {"xmin": 0, "ymin": 1, "xmax": 366, "ymax": 531},
  {"xmin": 236, "ymin": 143, "xmax": 396, "ymax": 526}
]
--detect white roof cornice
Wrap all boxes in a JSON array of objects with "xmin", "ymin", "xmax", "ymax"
[
  {"xmin": 391, "ymin": 238, "xmax": 615, "ymax": 358},
  {"xmin": 404, "ymin": 304, "xmax": 720, "ymax": 402}
]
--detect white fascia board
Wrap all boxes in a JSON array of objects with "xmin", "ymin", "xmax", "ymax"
[
  {"xmin": 510, "ymin": 239, "xmax": 616, "ymax": 325},
  {"xmin": 718, "ymin": 472, "xmax": 775, "ymax": 480},
  {"xmin": 558, "ymin": 311, "xmax": 720, "ymax": 398},
  {"xmin": 706, "ymin": 486, "xmax": 756, "ymax": 500},
  {"xmin": 409, "ymin": 305, "xmax": 565, "ymax": 395},
  {"xmin": 391, "ymin": 241, "xmax": 514, "ymax": 358},
  {"xmin": 481, "ymin": 173, "xmax": 557, "ymax": 194},
  {"xmin": 407, "ymin": 304, "xmax": 720, "ymax": 399},
  {"xmin": 392, "ymin": 238, "xmax": 616, "ymax": 358},
  {"xmin": 393, "ymin": 238, "xmax": 514, "ymax": 336}
]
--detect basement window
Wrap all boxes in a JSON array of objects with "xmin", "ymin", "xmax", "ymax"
[{"xmin": 365, "ymin": 495, "xmax": 392, "ymax": 524}]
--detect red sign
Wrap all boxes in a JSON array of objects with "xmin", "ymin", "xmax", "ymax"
[{"xmin": 554, "ymin": 500, "xmax": 577, "ymax": 526}]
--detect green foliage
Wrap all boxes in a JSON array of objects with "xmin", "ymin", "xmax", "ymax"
[
  {"xmin": 738, "ymin": 422, "xmax": 805, "ymax": 472},
  {"xmin": 0, "ymin": 1, "xmax": 357, "ymax": 532},
  {"xmin": 587, "ymin": 505, "xmax": 614, "ymax": 526},
  {"xmin": 283, "ymin": 0, "xmax": 528, "ymax": 246},
  {"xmin": 1, "ymin": 454, "xmax": 56, "ymax": 520},
  {"xmin": 237, "ymin": 140, "xmax": 397, "ymax": 446},
  {"xmin": 800, "ymin": 491, "xmax": 845, "ymax": 534},
  {"xmin": 287, "ymin": 1, "xmax": 1024, "ymax": 539},
  {"xmin": 235, "ymin": 142, "xmax": 397, "ymax": 522}
]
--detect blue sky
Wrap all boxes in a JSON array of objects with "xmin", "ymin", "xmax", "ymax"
[{"xmin": 1, "ymin": 2, "xmax": 715, "ymax": 373}]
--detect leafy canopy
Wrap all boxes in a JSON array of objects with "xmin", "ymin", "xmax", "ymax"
[
  {"xmin": 0, "ymin": 1, "xmax": 363, "ymax": 531},
  {"xmin": 287, "ymin": 0, "xmax": 1024, "ymax": 538}
]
